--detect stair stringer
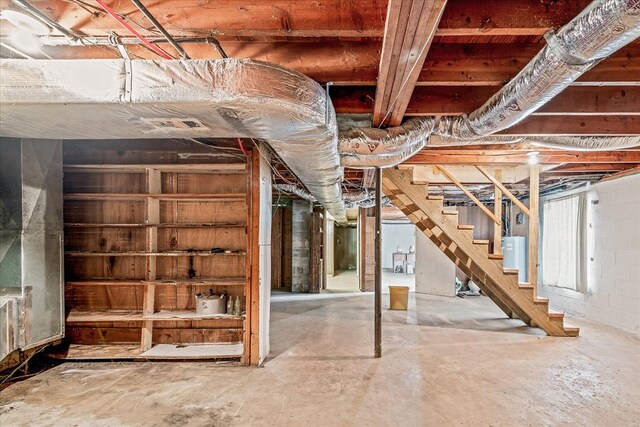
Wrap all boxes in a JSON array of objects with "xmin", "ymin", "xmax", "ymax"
[
  {"xmin": 386, "ymin": 189, "xmax": 532, "ymax": 324},
  {"xmin": 383, "ymin": 167, "xmax": 578, "ymax": 337}
]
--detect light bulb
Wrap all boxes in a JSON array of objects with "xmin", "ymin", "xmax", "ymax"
[{"xmin": 527, "ymin": 151, "xmax": 539, "ymax": 165}]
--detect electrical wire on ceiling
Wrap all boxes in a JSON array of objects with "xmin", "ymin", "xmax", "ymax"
[{"xmin": 94, "ymin": 0, "xmax": 173, "ymax": 59}]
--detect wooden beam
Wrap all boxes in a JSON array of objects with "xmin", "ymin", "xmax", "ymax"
[
  {"xmin": 418, "ymin": 43, "xmax": 640, "ymax": 87},
  {"xmin": 499, "ymin": 115, "xmax": 640, "ymax": 136},
  {"xmin": 41, "ymin": 41, "xmax": 639, "ymax": 88},
  {"xmin": 475, "ymin": 166, "xmax": 531, "ymax": 215},
  {"xmin": 600, "ymin": 165, "xmax": 640, "ymax": 182},
  {"xmin": 406, "ymin": 150, "xmax": 640, "ymax": 165},
  {"xmin": 437, "ymin": 0, "xmax": 590, "ymax": 37},
  {"xmin": 528, "ymin": 164, "xmax": 540, "ymax": 293},
  {"xmin": 333, "ymin": 86, "xmax": 640, "ymax": 116},
  {"xmin": 37, "ymin": 0, "xmax": 593, "ymax": 41},
  {"xmin": 373, "ymin": 0, "xmax": 448, "ymax": 126},
  {"xmin": 544, "ymin": 163, "xmax": 637, "ymax": 174},
  {"xmin": 435, "ymin": 165, "xmax": 501, "ymax": 225}
]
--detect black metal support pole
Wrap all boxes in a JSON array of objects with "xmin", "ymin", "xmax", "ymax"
[{"xmin": 374, "ymin": 167, "xmax": 382, "ymax": 358}]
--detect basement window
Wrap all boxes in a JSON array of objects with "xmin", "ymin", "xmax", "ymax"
[{"xmin": 542, "ymin": 194, "xmax": 587, "ymax": 292}]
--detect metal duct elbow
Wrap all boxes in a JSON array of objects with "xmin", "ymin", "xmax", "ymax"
[
  {"xmin": 0, "ymin": 58, "xmax": 347, "ymax": 224},
  {"xmin": 339, "ymin": 117, "xmax": 434, "ymax": 168},
  {"xmin": 436, "ymin": 0, "xmax": 640, "ymax": 139}
]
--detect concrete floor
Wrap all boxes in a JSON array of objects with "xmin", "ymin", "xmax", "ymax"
[{"xmin": 1, "ymin": 292, "xmax": 639, "ymax": 426}]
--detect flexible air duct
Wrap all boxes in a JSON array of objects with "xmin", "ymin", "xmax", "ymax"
[
  {"xmin": 339, "ymin": 0, "xmax": 640, "ymax": 168},
  {"xmin": 436, "ymin": 0, "xmax": 640, "ymax": 139},
  {"xmin": 0, "ymin": 58, "xmax": 347, "ymax": 224},
  {"xmin": 429, "ymin": 135, "xmax": 640, "ymax": 150},
  {"xmin": 273, "ymin": 184, "xmax": 390, "ymax": 208}
]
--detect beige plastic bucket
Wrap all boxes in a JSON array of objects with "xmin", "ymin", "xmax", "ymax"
[{"xmin": 389, "ymin": 286, "xmax": 410, "ymax": 310}]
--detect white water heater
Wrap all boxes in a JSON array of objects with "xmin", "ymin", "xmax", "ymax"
[{"xmin": 502, "ymin": 236, "xmax": 528, "ymax": 283}]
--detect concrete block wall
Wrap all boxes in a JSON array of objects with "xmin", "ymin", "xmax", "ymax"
[{"xmin": 538, "ymin": 173, "xmax": 640, "ymax": 336}]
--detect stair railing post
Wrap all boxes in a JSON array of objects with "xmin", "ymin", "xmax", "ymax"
[
  {"xmin": 494, "ymin": 169, "xmax": 503, "ymax": 256},
  {"xmin": 528, "ymin": 164, "xmax": 540, "ymax": 295}
]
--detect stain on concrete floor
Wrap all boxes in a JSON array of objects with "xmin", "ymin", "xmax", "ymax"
[{"xmin": 1, "ymin": 292, "xmax": 639, "ymax": 426}]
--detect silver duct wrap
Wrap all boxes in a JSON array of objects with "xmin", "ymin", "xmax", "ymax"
[
  {"xmin": 339, "ymin": 0, "xmax": 640, "ymax": 168},
  {"xmin": 436, "ymin": 0, "xmax": 640, "ymax": 139},
  {"xmin": 273, "ymin": 185, "xmax": 390, "ymax": 209},
  {"xmin": 429, "ymin": 135, "xmax": 640, "ymax": 150},
  {"xmin": 339, "ymin": 117, "xmax": 434, "ymax": 168},
  {"xmin": 346, "ymin": 196, "xmax": 392, "ymax": 209},
  {"xmin": 273, "ymin": 184, "xmax": 316, "ymax": 202},
  {"xmin": 528, "ymin": 136, "xmax": 640, "ymax": 151},
  {"xmin": 0, "ymin": 58, "xmax": 347, "ymax": 224}
]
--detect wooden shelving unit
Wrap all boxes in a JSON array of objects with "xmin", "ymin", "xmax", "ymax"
[{"xmin": 63, "ymin": 159, "xmax": 251, "ymax": 360}]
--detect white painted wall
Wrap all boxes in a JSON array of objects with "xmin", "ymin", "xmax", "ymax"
[
  {"xmin": 258, "ymin": 144, "xmax": 272, "ymax": 365},
  {"xmin": 538, "ymin": 174, "xmax": 640, "ymax": 336},
  {"xmin": 415, "ymin": 231, "xmax": 456, "ymax": 296},
  {"xmin": 381, "ymin": 223, "xmax": 416, "ymax": 269}
]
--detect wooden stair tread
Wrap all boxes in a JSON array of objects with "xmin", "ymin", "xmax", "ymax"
[
  {"xmin": 563, "ymin": 327, "xmax": 580, "ymax": 336},
  {"xmin": 381, "ymin": 167, "xmax": 576, "ymax": 338}
]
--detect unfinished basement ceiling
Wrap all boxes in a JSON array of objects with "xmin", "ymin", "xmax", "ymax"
[{"xmin": 0, "ymin": 0, "xmax": 639, "ymax": 201}]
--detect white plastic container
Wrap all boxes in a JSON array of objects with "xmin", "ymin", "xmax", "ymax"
[{"xmin": 195, "ymin": 295, "xmax": 227, "ymax": 315}]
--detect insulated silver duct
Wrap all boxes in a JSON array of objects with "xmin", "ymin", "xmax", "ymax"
[
  {"xmin": 429, "ymin": 135, "xmax": 640, "ymax": 150},
  {"xmin": 339, "ymin": 117, "xmax": 435, "ymax": 168},
  {"xmin": 273, "ymin": 184, "xmax": 390, "ymax": 209},
  {"xmin": 273, "ymin": 184, "xmax": 316, "ymax": 202},
  {"xmin": 339, "ymin": 0, "xmax": 640, "ymax": 168},
  {"xmin": 436, "ymin": 0, "xmax": 640, "ymax": 139},
  {"xmin": 0, "ymin": 58, "xmax": 347, "ymax": 224}
]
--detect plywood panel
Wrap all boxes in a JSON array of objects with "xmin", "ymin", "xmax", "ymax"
[
  {"xmin": 162, "ymin": 201, "xmax": 247, "ymax": 223},
  {"xmin": 64, "ymin": 228, "xmax": 147, "ymax": 252},
  {"xmin": 65, "ymin": 257, "xmax": 147, "ymax": 280},
  {"xmin": 64, "ymin": 200, "xmax": 145, "ymax": 224},
  {"xmin": 155, "ymin": 255, "xmax": 246, "ymax": 279},
  {"xmin": 157, "ymin": 228, "xmax": 246, "ymax": 252},
  {"xmin": 64, "ymin": 172, "xmax": 146, "ymax": 194},
  {"xmin": 173, "ymin": 173, "xmax": 248, "ymax": 194}
]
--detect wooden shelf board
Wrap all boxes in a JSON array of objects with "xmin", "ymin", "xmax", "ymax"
[
  {"xmin": 66, "ymin": 278, "xmax": 246, "ymax": 287},
  {"xmin": 64, "ymin": 222, "xmax": 246, "ymax": 228},
  {"xmin": 64, "ymin": 163, "xmax": 246, "ymax": 173},
  {"xmin": 64, "ymin": 193, "xmax": 245, "ymax": 201},
  {"xmin": 67, "ymin": 310, "xmax": 143, "ymax": 322},
  {"xmin": 50, "ymin": 344, "xmax": 243, "ymax": 361},
  {"xmin": 65, "ymin": 251, "xmax": 246, "ymax": 257},
  {"xmin": 66, "ymin": 309, "xmax": 244, "ymax": 323},
  {"xmin": 144, "ymin": 310, "xmax": 244, "ymax": 321}
]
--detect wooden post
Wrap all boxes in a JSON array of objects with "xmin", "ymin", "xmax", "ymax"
[
  {"xmin": 142, "ymin": 168, "xmax": 160, "ymax": 351},
  {"xmin": 528, "ymin": 164, "xmax": 540, "ymax": 294},
  {"xmin": 493, "ymin": 169, "xmax": 503, "ymax": 255},
  {"xmin": 374, "ymin": 168, "xmax": 382, "ymax": 358}
]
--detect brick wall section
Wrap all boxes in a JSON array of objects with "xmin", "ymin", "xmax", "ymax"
[{"xmin": 539, "ymin": 173, "xmax": 640, "ymax": 336}]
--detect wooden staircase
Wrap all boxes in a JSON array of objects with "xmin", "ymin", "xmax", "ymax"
[{"xmin": 382, "ymin": 167, "xmax": 579, "ymax": 337}]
